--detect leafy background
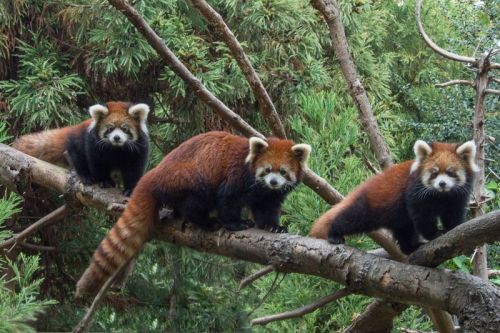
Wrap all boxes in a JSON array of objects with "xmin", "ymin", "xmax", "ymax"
[{"xmin": 0, "ymin": 0, "xmax": 498, "ymax": 332}]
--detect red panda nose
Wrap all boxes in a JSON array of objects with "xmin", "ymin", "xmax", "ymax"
[
  {"xmin": 113, "ymin": 135, "xmax": 120, "ymax": 142},
  {"xmin": 270, "ymin": 178, "xmax": 278, "ymax": 186},
  {"xmin": 439, "ymin": 181, "xmax": 446, "ymax": 188}
]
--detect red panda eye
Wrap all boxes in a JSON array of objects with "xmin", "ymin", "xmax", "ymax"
[
  {"xmin": 446, "ymin": 171, "xmax": 456, "ymax": 177},
  {"xmin": 280, "ymin": 169, "xmax": 287, "ymax": 176},
  {"xmin": 265, "ymin": 167, "xmax": 271, "ymax": 173}
]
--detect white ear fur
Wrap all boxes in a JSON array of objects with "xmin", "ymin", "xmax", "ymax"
[
  {"xmin": 88, "ymin": 104, "xmax": 108, "ymax": 131},
  {"xmin": 128, "ymin": 103, "xmax": 150, "ymax": 134},
  {"xmin": 456, "ymin": 141, "xmax": 480, "ymax": 172},
  {"xmin": 245, "ymin": 137, "xmax": 268, "ymax": 164},
  {"xmin": 410, "ymin": 140, "xmax": 432, "ymax": 173},
  {"xmin": 292, "ymin": 143, "xmax": 312, "ymax": 169}
]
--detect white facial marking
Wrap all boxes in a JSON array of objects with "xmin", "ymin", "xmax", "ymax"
[
  {"xmin": 432, "ymin": 174, "xmax": 456, "ymax": 192},
  {"xmin": 107, "ymin": 128, "xmax": 128, "ymax": 146},
  {"xmin": 264, "ymin": 172, "xmax": 287, "ymax": 189},
  {"xmin": 411, "ymin": 140, "xmax": 432, "ymax": 173}
]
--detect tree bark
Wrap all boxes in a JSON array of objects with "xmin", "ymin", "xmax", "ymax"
[
  {"xmin": 1, "ymin": 146, "xmax": 499, "ymax": 332},
  {"xmin": 309, "ymin": 0, "xmax": 393, "ymax": 169}
]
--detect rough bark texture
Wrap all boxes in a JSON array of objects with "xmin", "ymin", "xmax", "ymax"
[
  {"xmin": 309, "ymin": 0, "xmax": 393, "ymax": 169},
  {"xmin": 471, "ymin": 52, "xmax": 490, "ymax": 281},
  {"xmin": 409, "ymin": 210, "xmax": 500, "ymax": 266},
  {"xmin": 189, "ymin": 0, "xmax": 287, "ymax": 139},
  {"xmin": 344, "ymin": 299, "xmax": 407, "ymax": 333},
  {"xmin": 155, "ymin": 220, "xmax": 500, "ymax": 332},
  {"xmin": 1, "ymin": 146, "xmax": 499, "ymax": 331}
]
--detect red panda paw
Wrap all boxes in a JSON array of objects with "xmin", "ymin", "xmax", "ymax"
[
  {"xmin": 327, "ymin": 235, "xmax": 345, "ymax": 245},
  {"xmin": 268, "ymin": 225, "xmax": 288, "ymax": 233}
]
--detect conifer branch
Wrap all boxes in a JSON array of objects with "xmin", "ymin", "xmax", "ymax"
[{"xmin": 189, "ymin": 0, "xmax": 287, "ymax": 139}]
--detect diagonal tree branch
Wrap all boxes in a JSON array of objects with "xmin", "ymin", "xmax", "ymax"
[
  {"xmin": 416, "ymin": 0, "xmax": 476, "ymax": 65},
  {"xmin": 189, "ymin": 0, "xmax": 287, "ymax": 139},
  {"xmin": 107, "ymin": 0, "xmax": 261, "ymax": 139},
  {"xmin": 310, "ymin": 0, "xmax": 393, "ymax": 170},
  {"xmin": 251, "ymin": 288, "xmax": 352, "ymax": 326}
]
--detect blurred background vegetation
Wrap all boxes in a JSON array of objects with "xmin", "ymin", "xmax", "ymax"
[{"xmin": 0, "ymin": 0, "xmax": 498, "ymax": 331}]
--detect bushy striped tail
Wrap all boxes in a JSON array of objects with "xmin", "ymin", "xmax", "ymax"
[
  {"xmin": 12, "ymin": 121, "xmax": 90, "ymax": 164},
  {"xmin": 76, "ymin": 175, "xmax": 159, "ymax": 295}
]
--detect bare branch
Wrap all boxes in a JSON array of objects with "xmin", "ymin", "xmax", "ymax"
[
  {"xmin": 107, "ymin": 0, "xmax": 262, "ymax": 139},
  {"xmin": 0, "ymin": 205, "xmax": 69, "ymax": 251},
  {"xmin": 239, "ymin": 265, "xmax": 274, "ymax": 290},
  {"xmin": 416, "ymin": 0, "xmax": 476, "ymax": 65},
  {"xmin": 20, "ymin": 243, "xmax": 57, "ymax": 252},
  {"xmin": 189, "ymin": 0, "xmax": 287, "ymax": 138},
  {"xmin": 72, "ymin": 261, "xmax": 129, "ymax": 333},
  {"xmin": 435, "ymin": 80, "xmax": 474, "ymax": 87},
  {"xmin": 485, "ymin": 89, "xmax": 500, "ymax": 95},
  {"xmin": 310, "ymin": 0, "xmax": 393, "ymax": 170},
  {"xmin": 488, "ymin": 270, "xmax": 500, "ymax": 278},
  {"xmin": 490, "ymin": 78, "xmax": 500, "ymax": 84},
  {"xmin": 251, "ymin": 288, "xmax": 352, "ymax": 326}
]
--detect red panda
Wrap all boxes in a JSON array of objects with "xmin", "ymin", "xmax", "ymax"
[
  {"xmin": 75, "ymin": 131, "xmax": 311, "ymax": 295},
  {"xmin": 310, "ymin": 140, "xmax": 478, "ymax": 255},
  {"xmin": 12, "ymin": 101, "xmax": 150, "ymax": 195}
]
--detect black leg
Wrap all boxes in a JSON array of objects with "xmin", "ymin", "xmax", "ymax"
[
  {"xmin": 441, "ymin": 205, "xmax": 467, "ymax": 232},
  {"xmin": 178, "ymin": 196, "xmax": 218, "ymax": 231},
  {"xmin": 121, "ymin": 165, "xmax": 144, "ymax": 196},
  {"xmin": 251, "ymin": 204, "xmax": 286, "ymax": 233},
  {"xmin": 392, "ymin": 225, "xmax": 421, "ymax": 255},
  {"xmin": 66, "ymin": 137, "xmax": 93, "ymax": 184},
  {"xmin": 410, "ymin": 210, "xmax": 441, "ymax": 241},
  {"xmin": 217, "ymin": 196, "xmax": 251, "ymax": 231}
]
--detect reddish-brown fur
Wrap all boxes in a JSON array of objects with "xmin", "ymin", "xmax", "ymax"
[
  {"xmin": 310, "ymin": 141, "xmax": 475, "ymax": 255},
  {"xmin": 310, "ymin": 161, "xmax": 413, "ymax": 239},
  {"xmin": 12, "ymin": 120, "xmax": 91, "ymax": 164},
  {"xmin": 76, "ymin": 132, "xmax": 306, "ymax": 295}
]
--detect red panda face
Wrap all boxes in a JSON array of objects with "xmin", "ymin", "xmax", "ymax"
[
  {"xmin": 245, "ymin": 137, "xmax": 311, "ymax": 191},
  {"xmin": 411, "ymin": 140, "xmax": 479, "ymax": 193},
  {"xmin": 88, "ymin": 102, "xmax": 149, "ymax": 147}
]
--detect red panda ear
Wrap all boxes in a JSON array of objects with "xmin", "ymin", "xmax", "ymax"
[
  {"xmin": 245, "ymin": 137, "xmax": 268, "ymax": 164},
  {"xmin": 291, "ymin": 144, "xmax": 311, "ymax": 169},
  {"xmin": 128, "ymin": 103, "xmax": 150, "ymax": 134},
  {"xmin": 88, "ymin": 104, "xmax": 108, "ymax": 131},
  {"xmin": 411, "ymin": 140, "xmax": 432, "ymax": 173},
  {"xmin": 456, "ymin": 141, "xmax": 480, "ymax": 172}
]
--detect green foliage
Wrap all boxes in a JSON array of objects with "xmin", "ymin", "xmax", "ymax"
[
  {"xmin": 0, "ymin": 192, "xmax": 56, "ymax": 333},
  {"xmin": 1, "ymin": 0, "xmax": 498, "ymax": 332},
  {"xmin": 0, "ymin": 34, "xmax": 85, "ymax": 131}
]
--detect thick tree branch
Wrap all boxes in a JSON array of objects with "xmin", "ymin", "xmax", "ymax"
[
  {"xmin": 1, "ymin": 147, "xmax": 499, "ymax": 331},
  {"xmin": 189, "ymin": 0, "xmax": 287, "ymax": 138},
  {"xmin": 0, "ymin": 143, "xmax": 128, "ymax": 214},
  {"xmin": 310, "ymin": 0, "xmax": 393, "ymax": 170},
  {"xmin": 408, "ymin": 210, "xmax": 500, "ymax": 266}
]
